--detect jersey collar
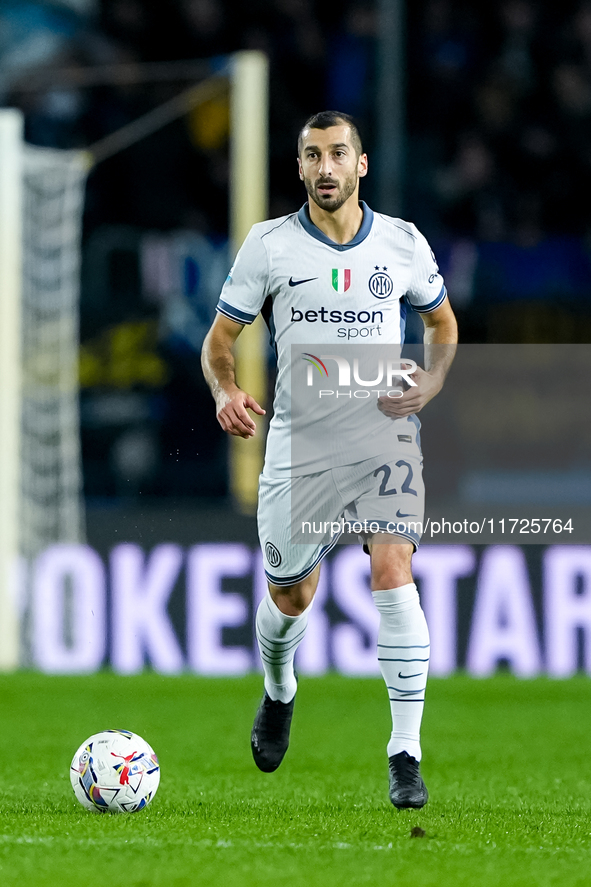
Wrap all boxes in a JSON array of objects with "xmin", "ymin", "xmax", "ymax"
[{"xmin": 297, "ymin": 200, "xmax": 374, "ymax": 251}]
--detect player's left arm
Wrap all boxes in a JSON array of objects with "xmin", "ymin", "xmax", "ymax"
[{"xmin": 378, "ymin": 298, "xmax": 458, "ymax": 418}]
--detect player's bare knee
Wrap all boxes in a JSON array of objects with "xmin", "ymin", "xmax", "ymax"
[
  {"xmin": 270, "ymin": 586, "xmax": 312, "ymax": 616},
  {"xmin": 372, "ymin": 566, "xmax": 413, "ymax": 591},
  {"xmin": 269, "ymin": 567, "xmax": 319, "ymax": 615},
  {"xmin": 369, "ymin": 537, "xmax": 414, "ymax": 591}
]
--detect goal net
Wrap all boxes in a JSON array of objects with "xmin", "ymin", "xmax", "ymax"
[
  {"xmin": 0, "ymin": 111, "xmax": 88, "ymax": 668},
  {"xmin": 21, "ymin": 144, "xmax": 88, "ymax": 562},
  {"xmin": 0, "ymin": 51, "xmax": 268, "ymax": 670}
]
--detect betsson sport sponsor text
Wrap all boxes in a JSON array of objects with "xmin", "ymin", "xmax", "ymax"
[{"xmin": 291, "ymin": 305, "xmax": 384, "ymax": 339}]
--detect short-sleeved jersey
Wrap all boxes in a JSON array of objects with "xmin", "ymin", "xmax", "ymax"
[{"xmin": 216, "ymin": 202, "xmax": 448, "ymax": 476}]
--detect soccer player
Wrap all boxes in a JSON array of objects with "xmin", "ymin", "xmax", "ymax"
[{"xmin": 201, "ymin": 111, "xmax": 457, "ymax": 809}]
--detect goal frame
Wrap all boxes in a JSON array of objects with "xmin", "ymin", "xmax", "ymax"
[
  {"xmin": 0, "ymin": 52, "xmax": 269, "ymax": 669},
  {"xmin": 0, "ymin": 109, "xmax": 23, "ymax": 670}
]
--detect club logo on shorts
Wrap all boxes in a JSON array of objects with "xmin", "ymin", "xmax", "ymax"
[
  {"xmin": 265, "ymin": 542, "xmax": 282, "ymax": 568},
  {"xmin": 332, "ymin": 269, "xmax": 351, "ymax": 293},
  {"xmin": 369, "ymin": 267, "xmax": 393, "ymax": 299}
]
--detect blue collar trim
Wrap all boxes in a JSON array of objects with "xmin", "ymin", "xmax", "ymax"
[{"xmin": 297, "ymin": 200, "xmax": 374, "ymax": 251}]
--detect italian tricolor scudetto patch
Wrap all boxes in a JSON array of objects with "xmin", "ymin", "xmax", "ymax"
[{"xmin": 332, "ymin": 268, "xmax": 351, "ymax": 293}]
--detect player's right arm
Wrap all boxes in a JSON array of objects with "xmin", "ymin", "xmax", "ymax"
[{"xmin": 201, "ymin": 314, "xmax": 266, "ymax": 439}]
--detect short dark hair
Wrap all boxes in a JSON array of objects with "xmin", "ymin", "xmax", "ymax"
[{"xmin": 298, "ymin": 111, "xmax": 363, "ymax": 157}]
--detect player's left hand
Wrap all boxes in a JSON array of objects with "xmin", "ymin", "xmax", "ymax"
[{"xmin": 377, "ymin": 365, "xmax": 443, "ymax": 418}]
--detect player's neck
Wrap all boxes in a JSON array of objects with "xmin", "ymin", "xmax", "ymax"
[{"xmin": 307, "ymin": 194, "xmax": 364, "ymax": 245}]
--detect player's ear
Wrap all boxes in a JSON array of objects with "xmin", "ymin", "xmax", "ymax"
[
  {"xmin": 297, "ymin": 157, "xmax": 304, "ymax": 180},
  {"xmin": 358, "ymin": 153, "xmax": 368, "ymax": 178}
]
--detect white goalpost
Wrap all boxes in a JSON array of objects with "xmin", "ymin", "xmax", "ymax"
[
  {"xmin": 0, "ymin": 51, "xmax": 269, "ymax": 670},
  {"xmin": 0, "ymin": 110, "xmax": 88, "ymax": 670},
  {"xmin": 0, "ymin": 110, "xmax": 23, "ymax": 670}
]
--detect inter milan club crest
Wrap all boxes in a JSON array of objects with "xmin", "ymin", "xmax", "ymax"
[
  {"xmin": 369, "ymin": 266, "xmax": 394, "ymax": 299},
  {"xmin": 332, "ymin": 268, "xmax": 351, "ymax": 293},
  {"xmin": 265, "ymin": 542, "xmax": 282, "ymax": 567}
]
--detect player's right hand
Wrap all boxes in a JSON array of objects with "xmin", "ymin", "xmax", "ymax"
[{"xmin": 216, "ymin": 389, "xmax": 266, "ymax": 438}]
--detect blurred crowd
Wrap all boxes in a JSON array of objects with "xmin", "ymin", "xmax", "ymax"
[
  {"xmin": 2, "ymin": 0, "xmax": 591, "ymax": 246},
  {"xmin": 408, "ymin": 1, "xmax": 591, "ymax": 244},
  {"xmin": 3, "ymin": 0, "xmax": 591, "ymax": 501}
]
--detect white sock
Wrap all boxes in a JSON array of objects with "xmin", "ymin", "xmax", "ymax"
[
  {"xmin": 255, "ymin": 591, "xmax": 311, "ymax": 703},
  {"xmin": 372, "ymin": 583, "xmax": 430, "ymax": 761}
]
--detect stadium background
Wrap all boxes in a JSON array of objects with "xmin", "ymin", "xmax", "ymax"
[{"xmin": 2, "ymin": 0, "xmax": 591, "ymax": 677}]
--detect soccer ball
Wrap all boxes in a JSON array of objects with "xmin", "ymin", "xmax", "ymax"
[{"xmin": 70, "ymin": 729, "xmax": 160, "ymax": 813}]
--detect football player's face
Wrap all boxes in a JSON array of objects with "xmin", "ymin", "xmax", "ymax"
[{"xmin": 298, "ymin": 125, "xmax": 368, "ymax": 213}]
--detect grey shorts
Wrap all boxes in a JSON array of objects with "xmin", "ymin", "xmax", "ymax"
[{"xmin": 258, "ymin": 445, "xmax": 425, "ymax": 587}]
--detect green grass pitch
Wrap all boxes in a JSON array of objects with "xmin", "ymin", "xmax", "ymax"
[{"xmin": 0, "ymin": 672, "xmax": 590, "ymax": 886}]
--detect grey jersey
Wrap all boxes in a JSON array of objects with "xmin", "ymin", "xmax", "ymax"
[{"xmin": 217, "ymin": 202, "xmax": 448, "ymax": 476}]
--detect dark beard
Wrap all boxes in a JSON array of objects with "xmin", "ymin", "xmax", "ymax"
[{"xmin": 304, "ymin": 173, "xmax": 358, "ymax": 213}]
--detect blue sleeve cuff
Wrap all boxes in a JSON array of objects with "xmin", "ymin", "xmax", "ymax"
[
  {"xmin": 411, "ymin": 284, "xmax": 448, "ymax": 314},
  {"xmin": 216, "ymin": 299, "xmax": 257, "ymax": 325}
]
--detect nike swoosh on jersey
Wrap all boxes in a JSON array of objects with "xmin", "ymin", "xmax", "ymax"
[
  {"xmin": 396, "ymin": 510, "xmax": 415, "ymax": 518},
  {"xmin": 288, "ymin": 276, "xmax": 318, "ymax": 287},
  {"xmin": 398, "ymin": 671, "xmax": 422, "ymax": 679}
]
